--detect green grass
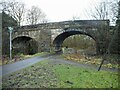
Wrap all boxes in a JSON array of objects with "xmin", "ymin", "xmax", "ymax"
[
  {"xmin": 31, "ymin": 52, "xmax": 50, "ymax": 57},
  {"xmin": 2, "ymin": 59, "xmax": 119, "ymax": 88},
  {"xmin": 53, "ymin": 64, "xmax": 119, "ymax": 88},
  {"xmin": 19, "ymin": 52, "xmax": 50, "ymax": 58}
]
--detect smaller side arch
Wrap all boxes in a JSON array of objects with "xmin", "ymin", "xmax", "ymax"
[
  {"xmin": 12, "ymin": 34, "xmax": 33, "ymax": 41},
  {"xmin": 12, "ymin": 36, "xmax": 38, "ymax": 55}
]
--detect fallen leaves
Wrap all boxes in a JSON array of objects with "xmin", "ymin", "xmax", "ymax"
[
  {"xmin": 64, "ymin": 54, "xmax": 119, "ymax": 69},
  {"xmin": 2, "ymin": 62, "xmax": 58, "ymax": 88}
]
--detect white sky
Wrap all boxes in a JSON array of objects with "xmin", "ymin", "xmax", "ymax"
[{"xmin": 20, "ymin": 0, "xmax": 103, "ymax": 22}]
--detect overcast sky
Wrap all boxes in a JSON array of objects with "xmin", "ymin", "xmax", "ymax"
[
  {"xmin": 1, "ymin": 0, "xmax": 113, "ymax": 23},
  {"xmin": 20, "ymin": 0, "xmax": 104, "ymax": 22}
]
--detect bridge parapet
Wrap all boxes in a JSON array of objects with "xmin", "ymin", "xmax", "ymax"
[{"xmin": 13, "ymin": 20, "xmax": 109, "ymax": 30}]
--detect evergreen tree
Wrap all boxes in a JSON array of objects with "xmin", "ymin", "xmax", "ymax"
[
  {"xmin": 2, "ymin": 11, "xmax": 18, "ymax": 28},
  {"xmin": 2, "ymin": 11, "xmax": 17, "ymax": 55},
  {"xmin": 109, "ymin": 1, "xmax": 120, "ymax": 54}
]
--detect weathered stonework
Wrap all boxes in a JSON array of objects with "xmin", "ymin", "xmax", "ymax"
[{"xmin": 3, "ymin": 20, "xmax": 110, "ymax": 55}]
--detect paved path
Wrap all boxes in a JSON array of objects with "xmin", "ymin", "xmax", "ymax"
[
  {"xmin": 0, "ymin": 56, "xmax": 49, "ymax": 76},
  {"xmin": 0, "ymin": 54, "xmax": 118, "ymax": 76}
]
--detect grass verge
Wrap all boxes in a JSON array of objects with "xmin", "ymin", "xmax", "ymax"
[
  {"xmin": 54, "ymin": 64, "xmax": 118, "ymax": 88},
  {"xmin": 63, "ymin": 54, "xmax": 120, "ymax": 69},
  {"xmin": 2, "ymin": 59, "xmax": 119, "ymax": 88}
]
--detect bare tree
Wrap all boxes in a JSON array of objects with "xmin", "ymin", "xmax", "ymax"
[
  {"xmin": 1, "ymin": 1, "xmax": 25, "ymax": 26},
  {"xmin": 91, "ymin": 0, "xmax": 119, "ymax": 25},
  {"xmin": 92, "ymin": 2, "xmax": 109, "ymax": 20},
  {"xmin": 110, "ymin": 0, "xmax": 119, "ymax": 22},
  {"xmin": 72, "ymin": 16, "xmax": 80, "ymax": 21},
  {"xmin": 26, "ymin": 6, "xmax": 47, "ymax": 25}
]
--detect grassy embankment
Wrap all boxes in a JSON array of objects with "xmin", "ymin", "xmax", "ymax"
[
  {"xmin": 63, "ymin": 54, "xmax": 120, "ymax": 69},
  {"xmin": 2, "ymin": 59, "xmax": 119, "ymax": 88}
]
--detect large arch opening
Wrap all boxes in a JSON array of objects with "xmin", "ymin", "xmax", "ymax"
[
  {"xmin": 53, "ymin": 30, "xmax": 98, "ymax": 55},
  {"xmin": 62, "ymin": 35, "xmax": 96, "ymax": 55},
  {"xmin": 12, "ymin": 36, "xmax": 38, "ymax": 55}
]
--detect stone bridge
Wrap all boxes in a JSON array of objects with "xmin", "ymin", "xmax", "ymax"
[{"xmin": 12, "ymin": 20, "xmax": 110, "ymax": 55}]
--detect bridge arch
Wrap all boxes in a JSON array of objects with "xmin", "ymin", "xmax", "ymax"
[
  {"xmin": 53, "ymin": 29, "xmax": 99, "ymax": 54},
  {"xmin": 12, "ymin": 36, "xmax": 38, "ymax": 55}
]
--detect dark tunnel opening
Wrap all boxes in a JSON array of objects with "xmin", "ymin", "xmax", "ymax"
[{"xmin": 12, "ymin": 36, "xmax": 38, "ymax": 55}]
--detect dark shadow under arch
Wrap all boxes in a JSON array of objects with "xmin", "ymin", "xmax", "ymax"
[{"xmin": 12, "ymin": 36, "xmax": 38, "ymax": 55}]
